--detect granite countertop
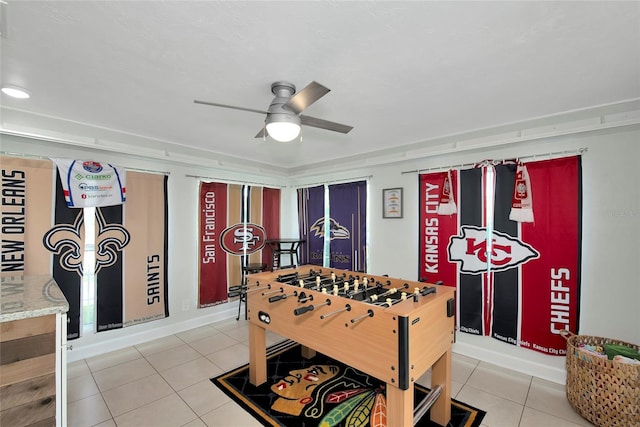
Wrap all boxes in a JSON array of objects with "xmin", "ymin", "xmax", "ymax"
[{"xmin": 0, "ymin": 275, "xmax": 69, "ymax": 322}]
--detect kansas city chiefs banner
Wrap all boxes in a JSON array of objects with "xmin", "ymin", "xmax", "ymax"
[
  {"xmin": 419, "ymin": 156, "xmax": 582, "ymax": 355},
  {"xmin": 94, "ymin": 171, "xmax": 169, "ymax": 332},
  {"xmin": 198, "ymin": 182, "xmax": 280, "ymax": 308}
]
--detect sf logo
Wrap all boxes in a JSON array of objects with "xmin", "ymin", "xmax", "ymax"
[
  {"xmin": 220, "ymin": 223, "xmax": 266, "ymax": 256},
  {"xmin": 234, "ymin": 227, "xmax": 260, "ymax": 251}
]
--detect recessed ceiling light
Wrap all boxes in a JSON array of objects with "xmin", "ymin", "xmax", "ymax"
[{"xmin": 1, "ymin": 86, "xmax": 30, "ymax": 99}]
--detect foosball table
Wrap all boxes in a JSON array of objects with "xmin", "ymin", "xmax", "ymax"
[{"xmin": 245, "ymin": 265, "xmax": 456, "ymax": 427}]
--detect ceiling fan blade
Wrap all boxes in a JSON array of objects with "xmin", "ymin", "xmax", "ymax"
[
  {"xmin": 194, "ymin": 100, "xmax": 267, "ymax": 115},
  {"xmin": 254, "ymin": 127, "xmax": 267, "ymax": 139},
  {"xmin": 284, "ymin": 81, "xmax": 330, "ymax": 114},
  {"xmin": 300, "ymin": 115, "xmax": 353, "ymax": 134}
]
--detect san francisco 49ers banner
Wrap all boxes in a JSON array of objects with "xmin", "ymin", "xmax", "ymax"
[
  {"xmin": 198, "ymin": 182, "xmax": 280, "ymax": 308},
  {"xmin": 94, "ymin": 171, "xmax": 169, "ymax": 332},
  {"xmin": 419, "ymin": 156, "xmax": 582, "ymax": 355}
]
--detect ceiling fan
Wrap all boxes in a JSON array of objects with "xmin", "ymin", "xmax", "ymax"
[{"xmin": 194, "ymin": 81, "xmax": 353, "ymax": 142}]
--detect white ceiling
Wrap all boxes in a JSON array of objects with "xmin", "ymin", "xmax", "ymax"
[{"xmin": 1, "ymin": 1, "xmax": 638, "ymax": 171}]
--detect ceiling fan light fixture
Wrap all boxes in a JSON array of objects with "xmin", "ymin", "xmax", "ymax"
[
  {"xmin": 265, "ymin": 113, "xmax": 301, "ymax": 142},
  {"xmin": 1, "ymin": 85, "xmax": 30, "ymax": 99},
  {"xmin": 194, "ymin": 80, "xmax": 352, "ymax": 142}
]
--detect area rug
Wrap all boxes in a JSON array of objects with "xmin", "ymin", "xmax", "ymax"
[{"xmin": 211, "ymin": 340, "xmax": 486, "ymax": 427}]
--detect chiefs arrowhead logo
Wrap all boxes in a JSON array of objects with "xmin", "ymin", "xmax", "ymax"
[{"xmin": 448, "ymin": 225, "xmax": 539, "ymax": 274}]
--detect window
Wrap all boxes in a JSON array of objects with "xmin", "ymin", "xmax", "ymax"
[{"xmin": 81, "ymin": 207, "xmax": 96, "ymax": 335}]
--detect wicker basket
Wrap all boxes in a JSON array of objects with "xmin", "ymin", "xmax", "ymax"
[{"xmin": 562, "ymin": 331, "xmax": 640, "ymax": 426}]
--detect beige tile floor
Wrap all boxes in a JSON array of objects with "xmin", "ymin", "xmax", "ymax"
[{"xmin": 67, "ymin": 317, "xmax": 594, "ymax": 427}]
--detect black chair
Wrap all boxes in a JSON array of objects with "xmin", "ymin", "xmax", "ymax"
[{"xmin": 234, "ymin": 263, "xmax": 267, "ymax": 320}]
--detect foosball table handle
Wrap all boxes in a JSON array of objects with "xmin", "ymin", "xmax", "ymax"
[
  {"xmin": 420, "ymin": 286, "xmax": 436, "ymax": 296},
  {"xmin": 268, "ymin": 291, "xmax": 298, "ymax": 303},
  {"xmin": 294, "ymin": 305, "xmax": 315, "ymax": 316}
]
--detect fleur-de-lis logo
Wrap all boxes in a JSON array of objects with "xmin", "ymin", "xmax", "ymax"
[
  {"xmin": 42, "ymin": 211, "xmax": 85, "ymax": 276},
  {"xmin": 94, "ymin": 208, "xmax": 130, "ymax": 274}
]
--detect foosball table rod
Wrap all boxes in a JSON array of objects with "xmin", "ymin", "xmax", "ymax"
[
  {"xmin": 228, "ymin": 283, "xmax": 261, "ymax": 298},
  {"xmin": 320, "ymin": 304, "xmax": 351, "ymax": 319},
  {"xmin": 413, "ymin": 286, "xmax": 436, "ymax": 301},
  {"xmin": 349, "ymin": 309, "xmax": 374, "ymax": 324},
  {"xmin": 261, "ymin": 287, "xmax": 284, "ymax": 296},
  {"xmin": 246, "ymin": 285, "xmax": 267, "ymax": 294},
  {"xmin": 413, "ymin": 385, "xmax": 443, "ymax": 426},
  {"xmin": 293, "ymin": 298, "xmax": 331, "ymax": 316},
  {"xmin": 371, "ymin": 283, "xmax": 409, "ymax": 301}
]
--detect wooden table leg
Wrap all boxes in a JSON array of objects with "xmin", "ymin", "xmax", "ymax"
[
  {"xmin": 249, "ymin": 322, "xmax": 266, "ymax": 386},
  {"xmin": 301, "ymin": 345, "xmax": 316, "ymax": 359},
  {"xmin": 430, "ymin": 347, "xmax": 452, "ymax": 426},
  {"xmin": 386, "ymin": 383, "xmax": 412, "ymax": 427}
]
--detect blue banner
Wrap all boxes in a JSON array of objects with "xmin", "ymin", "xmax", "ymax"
[
  {"xmin": 297, "ymin": 186, "xmax": 325, "ymax": 266},
  {"xmin": 328, "ymin": 181, "xmax": 367, "ymax": 271}
]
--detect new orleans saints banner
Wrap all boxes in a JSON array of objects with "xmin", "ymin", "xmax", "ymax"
[
  {"xmin": 328, "ymin": 181, "xmax": 367, "ymax": 271},
  {"xmin": 49, "ymin": 175, "xmax": 84, "ymax": 338},
  {"xmin": 198, "ymin": 182, "xmax": 280, "ymax": 308},
  {"xmin": 95, "ymin": 171, "xmax": 168, "ymax": 331},
  {"xmin": 1, "ymin": 156, "xmax": 84, "ymax": 339},
  {"xmin": 297, "ymin": 186, "xmax": 325, "ymax": 266},
  {"xmin": 1, "ymin": 156, "xmax": 56, "ymax": 276},
  {"xmin": 419, "ymin": 156, "xmax": 582, "ymax": 355}
]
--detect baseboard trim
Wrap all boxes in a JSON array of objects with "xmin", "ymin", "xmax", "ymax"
[
  {"xmin": 453, "ymin": 341, "xmax": 567, "ymax": 385},
  {"xmin": 66, "ymin": 307, "xmax": 236, "ymax": 363}
]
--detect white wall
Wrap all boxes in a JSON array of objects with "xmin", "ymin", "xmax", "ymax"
[{"xmin": 2, "ymin": 123, "xmax": 638, "ymax": 384}]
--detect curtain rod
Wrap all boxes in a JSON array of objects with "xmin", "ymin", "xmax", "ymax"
[
  {"xmin": 1, "ymin": 151, "xmax": 170, "ymax": 175},
  {"xmin": 289, "ymin": 175, "xmax": 372, "ymax": 189},
  {"xmin": 123, "ymin": 167, "xmax": 170, "ymax": 176},
  {"xmin": 185, "ymin": 174, "xmax": 285, "ymax": 189},
  {"xmin": 401, "ymin": 147, "xmax": 588, "ymax": 175}
]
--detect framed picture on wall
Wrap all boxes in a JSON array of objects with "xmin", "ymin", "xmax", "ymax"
[{"xmin": 382, "ymin": 188, "xmax": 403, "ymax": 218}]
